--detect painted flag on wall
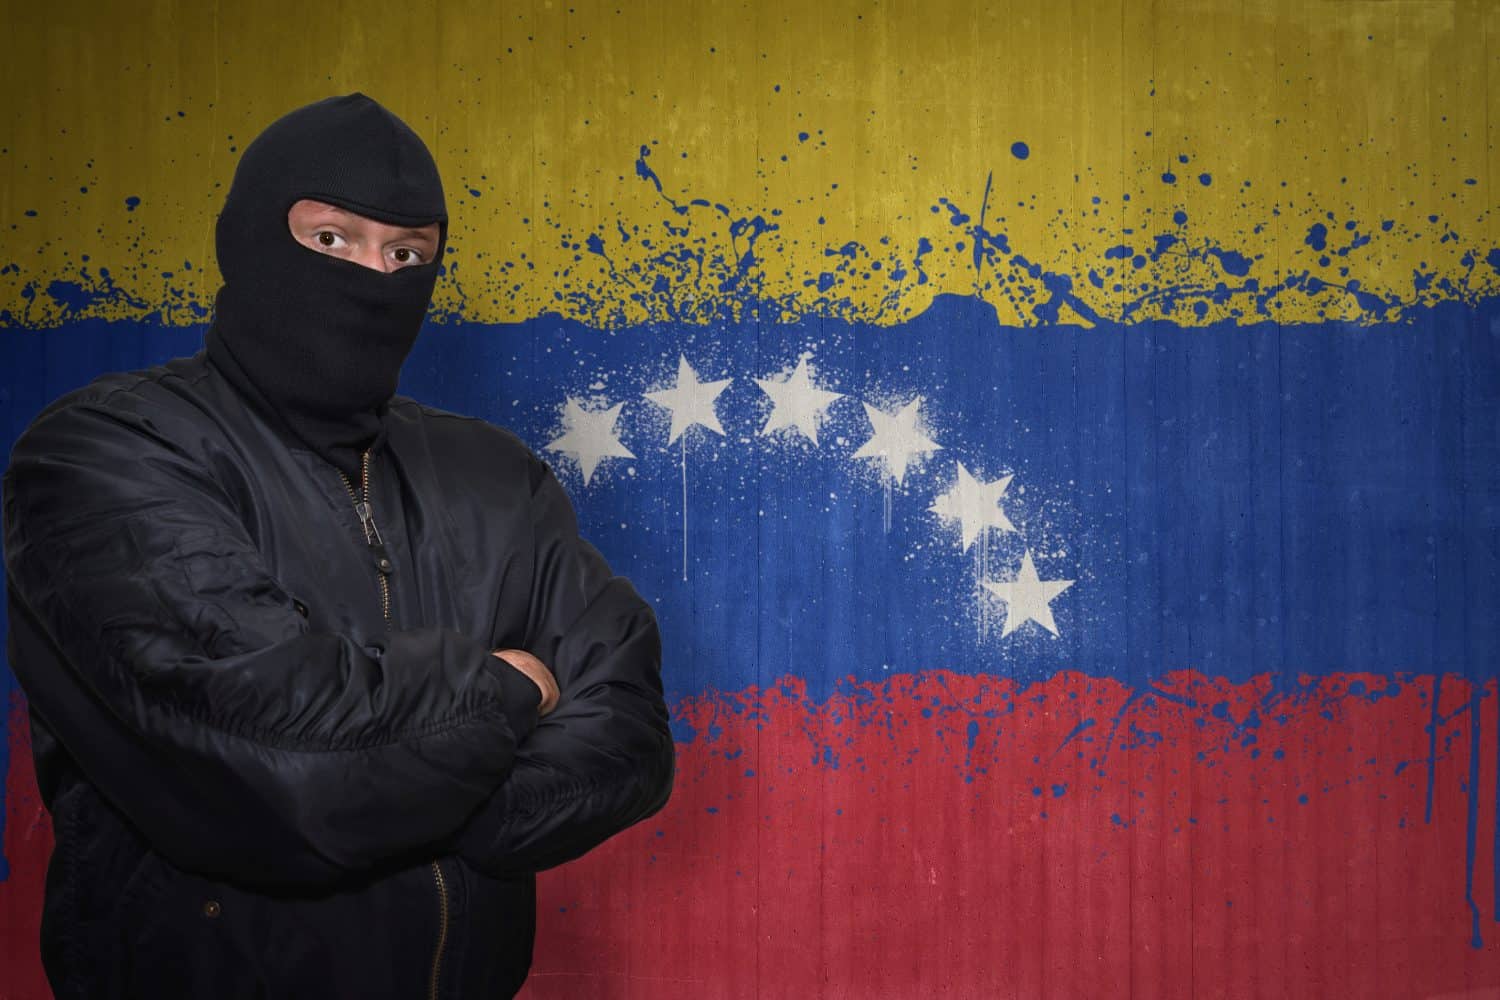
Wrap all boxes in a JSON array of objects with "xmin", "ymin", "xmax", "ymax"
[{"xmin": 4, "ymin": 1, "xmax": 1500, "ymax": 997}]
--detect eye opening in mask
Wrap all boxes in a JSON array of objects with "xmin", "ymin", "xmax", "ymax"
[{"xmin": 286, "ymin": 197, "xmax": 443, "ymax": 274}]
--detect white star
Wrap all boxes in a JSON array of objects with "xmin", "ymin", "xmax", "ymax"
[
  {"xmin": 645, "ymin": 354, "xmax": 734, "ymax": 444},
  {"xmin": 930, "ymin": 462, "xmax": 1016, "ymax": 550},
  {"xmin": 982, "ymin": 550, "xmax": 1075, "ymax": 637},
  {"xmin": 851, "ymin": 396, "xmax": 943, "ymax": 486},
  {"xmin": 754, "ymin": 356, "xmax": 843, "ymax": 445},
  {"xmin": 546, "ymin": 398, "xmax": 635, "ymax": 486}
]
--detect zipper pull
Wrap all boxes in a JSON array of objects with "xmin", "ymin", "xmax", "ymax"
[{"xmin": 353, "ymin": 500, "xmax": 383, "ymax": 547}]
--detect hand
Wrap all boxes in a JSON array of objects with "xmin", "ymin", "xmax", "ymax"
[{"xmin": 492, "ymin": 649, "xmax": 560, "ymax": 716}]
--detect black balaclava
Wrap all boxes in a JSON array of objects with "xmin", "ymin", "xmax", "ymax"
[{"xmin": 205, "ymin": 93, "xmax": 448, "ymax": 477}]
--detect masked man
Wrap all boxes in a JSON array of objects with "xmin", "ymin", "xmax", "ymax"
[{"xmin": 2, "ymin": 94, "xmax": 673, "ymax": 998}]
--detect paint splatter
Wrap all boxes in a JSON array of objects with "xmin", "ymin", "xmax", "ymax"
[
  {"xmin": 521, "ymin": 669, "xmax": 1500, "ymax": 997},
  {"xmin": 3, "ymin": 144, "xmax": 1495, "ymax": 331}
]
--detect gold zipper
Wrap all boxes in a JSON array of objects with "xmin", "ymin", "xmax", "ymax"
[
  {"xmin": 338, "ymin": 452, "xmax": 392, "ymax": 627},
  {"xmin": 428, "ymin": 860, "xmax": 451, "ymax": 1000},
  {"xmin": 338, "ymin": 452, "xmax": 451, "ymax": 996}
]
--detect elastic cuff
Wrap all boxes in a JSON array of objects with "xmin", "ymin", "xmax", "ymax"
[{"xmin": 487, "ymin": 653, "xmax": 543, "ymax": 743}]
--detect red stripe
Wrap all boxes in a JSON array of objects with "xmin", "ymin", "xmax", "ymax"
[
  {"xmin": 526, "ymin": 671, "xmax": 1500, "ymax": 998},
  {"xmin": 0, "ymin": 694, "xmax": 50, "ymax": 1000},
  {"xmin": 6, "ymin": 673, "xmax": 1500, "ymax": 997}
]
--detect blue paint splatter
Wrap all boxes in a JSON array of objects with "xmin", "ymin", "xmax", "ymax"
[
  {"xmin": 1010, "ymin": 141, "xmax": 1029, "ymax": 160},
  {"xmin": 1053, "ymin": 717, "xmax": 1096, "ymax": 759},
  {"xmin": 913, "ymin": 237, "xmax": 933, "ymax": 285},
  {"xmin": 1426, "ymin": 675, "xmax": 1443, "ymax": 824},
  {"xmin": 634, "ymin": 145, "xmax": 688, "ymax": 216},
  {"xmin": 1207, "ymin": 247, "xmax": 1252, "ymax": 277},
  {"xmin": 46, "ymin": 281, "xmax": 100, "ymax": 312},
  {"xmin": 1012, "ymin": 255, "xmax": 1103, "ymax": 325},
  {"xmin": 1345, "ymin": 279, "xmax": 1388, "ymax": 314}
]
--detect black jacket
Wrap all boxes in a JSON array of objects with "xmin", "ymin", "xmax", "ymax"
[{"xmin": 2, "ymin": 352, "xmax": 674, "ymax": 998}]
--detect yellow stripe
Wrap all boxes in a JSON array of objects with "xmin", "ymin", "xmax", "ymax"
[{"xmin": 1, "ymin": 0, "xmax": 1494, "ymax": 327}]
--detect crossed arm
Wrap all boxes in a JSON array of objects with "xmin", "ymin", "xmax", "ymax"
[{"xmin": 2, "ymin": 397, "xmax": 672, "ymax": 888}]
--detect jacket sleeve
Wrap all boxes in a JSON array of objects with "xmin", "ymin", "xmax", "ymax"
[
  {"xmin": 457, "ymin": 454, "xmax": 673, "ymax": 875},
  {"xmin": 2, "ymin": 398, "xmax": 543, "ymax": 889}
]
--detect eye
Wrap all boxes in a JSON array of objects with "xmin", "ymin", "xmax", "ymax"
[
  {"xmin": 312, "ymin": 230, "xmax": 346, "ymax": 251},
  {"xmin": 390, "ymin": 246, "xmax": 425, "ymax": 267}
]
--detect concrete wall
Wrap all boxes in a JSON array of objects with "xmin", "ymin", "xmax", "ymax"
[{"xmin": 3, "ymin": 1, "xmax": 1499, "ymax": 995}]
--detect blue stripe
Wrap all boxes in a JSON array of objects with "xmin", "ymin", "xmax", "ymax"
[{"xmin": 1, "ymin": 300, "xmax": 1496, "ymax": 713}]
